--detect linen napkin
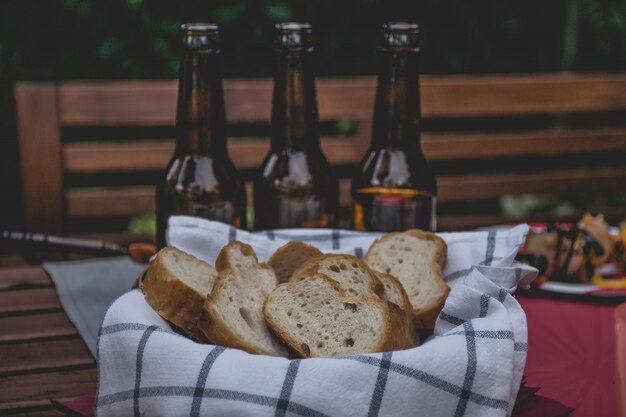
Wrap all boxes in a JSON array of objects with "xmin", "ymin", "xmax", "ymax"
[
  {"xmin": 96, "ymin": 217, "xmax": 537, "ymax": 417},
  {"xmin": 43, "ymin": 256, "xmax": 145, "ymax": 356}
]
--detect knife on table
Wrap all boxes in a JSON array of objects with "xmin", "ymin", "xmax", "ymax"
[{"xmin": 1, "ymin": 231, "xmax": 156, "ymax": 264}]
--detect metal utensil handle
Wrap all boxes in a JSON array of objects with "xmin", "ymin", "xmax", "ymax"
[{"xmin": 1, "ymin": 231, "xmax": 128, "ymax": 256}]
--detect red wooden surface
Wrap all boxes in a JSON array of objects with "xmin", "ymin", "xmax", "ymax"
[{"xmin": 518, "ymin": 295, "xmax": 620, "ymax": 417}]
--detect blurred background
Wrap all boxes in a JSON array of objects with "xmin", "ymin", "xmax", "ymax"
[{"xmin": 1, "ymin": 0, "xmax": 625, "ymax": 235}]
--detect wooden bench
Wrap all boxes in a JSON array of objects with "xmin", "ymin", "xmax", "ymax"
[{"xmin": 15, "ymin": 73, "xmax": 626, "ymax": 237}]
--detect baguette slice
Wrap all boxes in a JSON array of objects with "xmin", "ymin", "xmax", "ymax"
[
  {"xmin": 376, "ymin": 272, "xmax": 412, "ymax": 313},
  {"xmin": 199, "ymin": 242, "xmax": 288, "ymax": 357},
  {"xmin": 141, "ymin": 247, "xmax": 217, "ymax": 341},
  {"xmin": 264, "ymin": 273, "xmax": 412, "ymax": 358},
  {"xmin": 215, "ymin": 240, "xmax": 260, "ymax": 273},
  {"xmin": 365, "ymin": 230, "xmax": 449, "ymax": 329},
  {"xmin": 375, "ymin": 271, "xmax": 415, "ymax": 341},
  {"xmin": 269, "ymin": 241, "xmax": 322, "ymax": 283},
  {"xmin": 291, "ymin": 254, "xmax": 383, "ymax": 297}
]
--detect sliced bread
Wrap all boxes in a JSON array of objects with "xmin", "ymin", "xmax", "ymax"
[
  {"xmin": 291, "ymin": 254, "xmax": 383, "ymax": 297},
  {"xmin": 199, "ymin": 242, "xmax": 288, "ymax": 357},
  {"xmin": 141, "ymin": 247, "xmax": 217, "ymax": 340},
  {"xmin": 269, "ymin": 241, "xmax": 322, "ymax": 283},
  {"xmin": 375, "ymin": 271, "xmax": 415, "ymax": 341},
  {"xmin": 376, "ymin": 271, "xmax": 412, "ymax": 313},
  {"xmin": 365, "ymin": 230, "xmax": 449, "ymax": 329},
  {"xmin": 264, "ymin": 273, "xmax": 413, "ymax": 358},
  {"xmin": 215, "ymin": 240, "xmax": 260, "ymax": 272}
]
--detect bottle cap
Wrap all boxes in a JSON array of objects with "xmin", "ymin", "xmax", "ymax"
[
  {"xmin": 181, "ymin": 23, "xmax": 220, "ymax": 50},
  {"xmin": 275, "ymin": 22, "xmax": 313, "ymax": 51},
  {"xmin": 382, "ymin": 22, "xmax": 419, "ymax": 51}
]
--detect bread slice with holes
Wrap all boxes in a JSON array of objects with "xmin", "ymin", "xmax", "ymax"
[
  {"xmin": 376, "ymin": 272, "xmax": 412, "ymax": 314},
  {"xmin": 268, "ymin": 241, "xmax": 322, "ymax": 283},
  {"xmin": 215, "ymin": 240, "xmax": 260, "ymax": 272},
  {"xmin": 141, "ymin": 247, "xmax": 217, "ymax": 341},
  {"xmin": 291, "ymin": 254, "xmax": 383, "ymax": 297},
  {"xmin": 199, "ymin": 242, "xmax": 288, "ymax": 357},
  {"xmin": 365, "ymin": 230, "xmax": 449, "ymax": 329},
  {"xmin": 264, "ymin": 273, "xmax": 413, "ymax": 358},
  {"xmin": 375, "ymin": 271, "xmax": 415, "ymax": 341}
]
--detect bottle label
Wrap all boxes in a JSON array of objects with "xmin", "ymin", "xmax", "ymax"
[
  {"xmin": 276, "ymin": 196, "xmax": 331, "ymax": 228},
  {"xmin": 353, "ymin": 188, "xmax": 436, "ymax": 232}
]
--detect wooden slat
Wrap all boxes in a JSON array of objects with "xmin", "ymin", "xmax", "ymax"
[
  {"xmin": 56, "ymin": 74, "xmax": 626, "ymax": 126},
  {"xmin": 65, "ymin": 180, "xmax": 350, "ymax": 218},
  {"xmin": 421, "ymin": 73, "xmax": 626, "ymax": 117},
  {"xmin": 438, "ymin": 167, "xmax": 626, "ymax": 202},
  {"xmin": 422, "ymin": 128, "xmax": 626, "ymax": 161},
  {"xmin": 64, "ymin": 166, "xmax": 626, "ymax": 218},
  {"xmin": 57, "ymin": 78, "xmax": 375, "ymax": 126},
  {"xmin": 62, "ymin": 128, "xmax": 626, "ymax": 173},
  {"xmin": 0, "ymin": 338, "xmax": 93, "ymax": 374},
  {"xmin": 63, "ymin": 135, "xmax": 365, "ymax": 173},
  {"xmin": 0, "ymin": 254, "xmax": 28, "ymax": 268},
  {"xmin": 438, "ymin": 208, "xmax": 626, "ymax": 231},
  {"xmin": 0, "ymin": 289, "xmax": 60, "ymax": 314},
  {"xmin": 0, "ymin": 266, "xmax": 52, "ymax": 291},
  {"xmin": 0, "ymin": 369, "xmax": 96, "ymax": 413},
  {"xmin": 58, "ymin": 79, "xmax": 177, "ymax": 126},
  {"xmin": 14, "ymin": 83, "xmax": 64, "ymax": 234},
  {"xmin": 7, "ymin": 410, "xmax": 65, "ymax": 416},
  {"xmin": 438, "ymin": 214, "xmax": 508, "ymax": 231},
  {"xmin": 66, "ymin": 186, "xmax": 155, "ymax": 217},
  {"xmin": 0, "ymin": 313, "xmax": 76, "ymax": 342}
]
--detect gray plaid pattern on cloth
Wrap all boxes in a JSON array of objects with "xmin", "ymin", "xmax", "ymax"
[{"xmin": 95, "ymin": 217, "xmax": 537, "ymax": 417}]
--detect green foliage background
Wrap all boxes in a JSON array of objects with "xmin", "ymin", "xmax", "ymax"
[{"xmin": 0, "ymin": 0, "xmax": 624, "ymax": 229}]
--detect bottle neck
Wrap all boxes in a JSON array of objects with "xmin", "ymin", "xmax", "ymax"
[
  {"xmin": 270, "ymin": 48, "xmax": 320, "ymax": 152},
  {"xmin": 175, "ymin": 44, "xmax": 227, "ymax": 155},
  {"xmin": 371, "ymin": 49, "xmax": 422, "ymax": 150}
]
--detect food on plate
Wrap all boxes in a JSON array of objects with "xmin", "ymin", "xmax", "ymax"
[
  {"xmin": 142, "ymin": 228, "xmax": 451, "ymax": 357},
  {"xmin": 291, "ymin": 254, "xmax": 384, "ymax": 297},
  {"xmin": 613, "ymin": 217, "xmax": 626, "ymax": 271},
  {"xmin": 268, "ymin": 241, "xmax": 322, "ymax": 283},
  {"xmin": 578, "ymin": 213, "xmax": 613, "ymax": 267},
  {"xmin": 140, "ymin": 247, "xmax": 217, "ymax": 341},
  {"xmin": 198, "ymin": 241, "xmax": 288, "ymax": 357},
  {"xmin": 264, "ymin": 273, "xmax": 413, "ymax": 358},
  {"xmin": 365, "ymin": 230, "xmax": 449, "ymax": 329},
  {"xmin": 520, "ymin": 213, "xmax": 621, "ymax": 284}
]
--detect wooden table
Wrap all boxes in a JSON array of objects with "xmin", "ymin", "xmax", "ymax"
[
  {"xmin": 0, "ymin": 265, "xmax": 621, "ymax": 416},
  {"xmin": 0, "ymin": 266, "xmax": 96, "ymax": 416}
]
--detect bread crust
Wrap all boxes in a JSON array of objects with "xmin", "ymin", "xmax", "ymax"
[
  {"xmin": 199, "ymin": 263, "xmax": 288, "ymax": 357},
  {"xmin": 264, "ymin": 273, "xmax": 412, "ymax": 358},
  {"xmin": 141, "ymin": 247, "xmax": 213, "ymax": 341},
  {"xmin": 375, "ymin": 271, "xmax": 415, "ymax": 341},
  {"xmin": 268, "ymin": 241, "xmax": 322, "ymax": 283},
  {"xmin": 291, "ymin": 254, "xmax": 384, "ymax": 295},
  {"xmin": 365, "ymin": 229, "xmax": 449, "ymax": 330},
  {"xmin": 215, "ymin": 241, "xmax": 258, "ymax": 272}
]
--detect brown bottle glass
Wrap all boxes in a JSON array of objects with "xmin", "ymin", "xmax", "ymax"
[
  {"xmin": 253, "ymin": 23, "xmax": 339, "ymax": 230},
  {"xmin": 351, "ymin": 22, "xmax": 437, "ymax": 232},
  {"xmin": 156, "ymin": 23, "xmax": 246, "ymax": 248}
]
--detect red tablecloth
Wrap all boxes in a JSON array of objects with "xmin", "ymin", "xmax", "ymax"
[{"xmin": 519, "ymin": 295, "xmax": 619, "ymax": 417}]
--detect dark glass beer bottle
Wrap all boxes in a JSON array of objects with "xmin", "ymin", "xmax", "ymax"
[
  {"xmin": 156, "ymin": 23, "xmax": 246, "ymax": 248},
  {"xmin": 253, "ymin": 23, "xmax": 339, "ymax": 230},
  {"xmin": 351, "ymin": 22, "xmax": 436, "ymax": 232}
]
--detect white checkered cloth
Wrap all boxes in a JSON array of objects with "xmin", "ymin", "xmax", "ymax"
[{"xmin": 95, "ymin": 216, "xmax": 537, "ymax": 417}]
